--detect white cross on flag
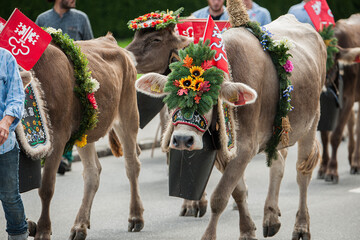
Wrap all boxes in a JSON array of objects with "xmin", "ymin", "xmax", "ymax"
[
  {"xmin": 0, "ymin": 17, "xmax": 5, "ymax": 32},
  {"xmin": 203, "ymin": 15, "xmax": 229, "ymax": 75},
  {"xmin": 0, "ymin": 9, "xmax": 52, "ymax": 70}
]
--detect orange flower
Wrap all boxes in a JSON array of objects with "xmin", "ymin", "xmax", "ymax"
[
  {"xmin": 191, "ymin": 77, "xmax": 204, "ymax": 91},
  {"xmin": 183, "ymin": 55, "xmax": 193, "ymax": 68}
]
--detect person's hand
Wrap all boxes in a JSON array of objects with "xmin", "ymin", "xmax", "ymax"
[{"xmin": 0, "ymin": 116, "xmax": 15, "ymax": 146}]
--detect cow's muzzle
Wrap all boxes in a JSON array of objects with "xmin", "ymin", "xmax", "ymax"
[{"xmin": 170, "ymin": 130, "xmax": 203, "ymax": 151}]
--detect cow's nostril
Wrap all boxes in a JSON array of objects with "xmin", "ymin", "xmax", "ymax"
[
  {"xmin": 173, "ymin": 137, "xmax": 179, "ymax": 147},
  {"xmin": 185, "ymin": 136, "xmax": 194, "ymax": 148}
]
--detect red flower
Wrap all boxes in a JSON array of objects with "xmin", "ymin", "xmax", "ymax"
[
  {"xmin": 87, "ymin": 93, "xmax": 98, "ymax": 110},
  {"xmin": 151, "ymin": 22, "xmax": 157, "ymax": 27},
  {"xmin": 132, "ymin": 23, "xmax": 138, "ymax": 29},
  {"xmin": 199, "ymin": 81, "xmax": 210, "ymax": 92},
  {"xmin": 25, "ymin": 88, "xmax": 29, "ymax": 93},
  {"xmin": 173, "ymin": 80, "xmax": 180, "ymax": 87},
  {"xmin": 194, "ymin": 95, "xmax": 201, "ymax": 104},
  {"xmin": 143, "ymin": 23, "xmax": 149, "ymax": 28},
  {"xmin": 29, "ymin": 95, "xmax": 33, "ymax": 99},
  {"xmin": 177, "ymin": 89, "xmax": 188, "ymax": 96},
  {"xmin": 201, "ymin": 60, "xmax": 213, "ymax": 70}
]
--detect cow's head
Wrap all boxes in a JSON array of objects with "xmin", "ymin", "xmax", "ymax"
[
  {"xmin": 136, "ymin": 42, "xmax": 257, "ymax": 151},
  {"xmin": 126, "ymin": 25, "xmax": 192, "ymax": 74}
]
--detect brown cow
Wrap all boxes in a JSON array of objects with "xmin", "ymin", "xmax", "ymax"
[
  {"xmin": 26, "ymin": 34, "xmax": 144, "ymax": 240},
  {"xmin": 318, "ymin": 14, "xmax": 360, "ymax": 183},
  {"xmin": 131, "ymin": 0, "xmax": 326, "ymax": 239}
]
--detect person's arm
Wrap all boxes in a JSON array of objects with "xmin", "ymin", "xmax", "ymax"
[
  {"xmin": 82, "ymin": 15, "xmax": 94, "ymax": 40},
  {"xmin": 263, "ymin": 10, "xmax": 271, "ymax": 25},
  {"xmin": 1, "ymin": 54, "xmax": 25, "ymax": 145}
]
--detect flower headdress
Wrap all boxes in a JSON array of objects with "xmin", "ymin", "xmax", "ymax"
[
  {"xmin": 128, "ymin": 8, "xmax": 183, "ymax": 31},
  {"xmin": 163, "ymin": 40, "xmax": 224, "ymax": 119}
]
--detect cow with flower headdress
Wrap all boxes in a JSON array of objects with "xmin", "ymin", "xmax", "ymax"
[{"xmin": 126, "ymin": 0, "xmax": 327, "ymax": 239}]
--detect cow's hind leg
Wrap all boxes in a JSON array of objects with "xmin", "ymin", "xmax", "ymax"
[
  {"xmin": 263, "ymin": 149, "xmax": 287, "ymax": 238},
  {"xmin": 68, "ymin": 142, "xmax": 101, "ymax": 240},
  {"xmin": 292, "ymin": 118, "xmax": 321, "ymax": 240},
  {"xmin": 351, "ymin": 106, "xmax": 360, "ymax": 174},
  {"xmin": 113, "ymin": 89, "xmax": 144, "ymax": 232}
]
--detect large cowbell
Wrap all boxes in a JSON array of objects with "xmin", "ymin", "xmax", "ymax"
[
  {"xmin": 169, "ymin": 107, "xmax": 220, "ymax": 201},
  {"xmin": 137, "ymin": 91, "xmax": 165, "ymax": 129}
]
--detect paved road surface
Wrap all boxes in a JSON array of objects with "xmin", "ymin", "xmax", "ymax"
[{"xmin": 1, "ymin": 136, "xmax": 359, "ymax": 240}]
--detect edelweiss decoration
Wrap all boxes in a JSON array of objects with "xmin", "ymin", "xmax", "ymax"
[
  {"xmin": 163, "ymin": 40, "xmax": 224, "ymax": 119},
  {"xmin": 45, "ymin": 27, "xmax": 100, "ymax": 152},
  {"xmin": 245, "ymin": 21, "xmax": 294, "ymax": 166},
  {"xmin": 128, "ymin": 8, "xmax": 183, "ymax": 31}
]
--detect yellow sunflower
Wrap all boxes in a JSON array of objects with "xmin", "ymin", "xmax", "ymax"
[
  {"xmin": 191, "ymin": 77, "xmax": 204, "ymax": 91},
  {"xmin": 190, "ymin": 66, "xmax": 204, "ymax": 78},
  {"xmin": 179, "ymin": 76, "xmax": 194, "ymax": 89}
]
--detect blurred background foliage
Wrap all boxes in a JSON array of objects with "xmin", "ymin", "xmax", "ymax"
[{"xmin": 1, "ymin": 0, "xmax": 360, "ymax": 40}]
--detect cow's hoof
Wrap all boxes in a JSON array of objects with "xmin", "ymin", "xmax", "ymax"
[
  {"xmin": 263, "ymin": 223, "xmax": 281, "ymax": 238},
  {"xmin": 68, "ymin": 231, "xmax": 87, "ymax": 240},
  {"xmin": 350, "ymin": 166, "xmax": 359, "ymax": 175},
  {"xmin": 239, "ymin": 234, "xmax": 257, "ymax": 240},
  {"xmin": 27, "ymin": 220, "xmax": 37, "ymax": 237},
  {"xmin": 324, "ymin": 174, "xmax": 339, "ymax": 184},
  {"xmin": 34, "ymin": 233, "xmax": 51, "ymax": 240},
  {"xmin": 179, "ymin": 202, "xmax": 207, "ymax": 218},
  {"xmin": 292, "ymin": 230, "xmax": 311, "ymax": 240},
  {"xmin": 128, "ymin": 217, "xmax": 144, "ymax": 232},
  {"xmin": 316, "ymin": 170, "xmax": 325, "ymax": 179}
]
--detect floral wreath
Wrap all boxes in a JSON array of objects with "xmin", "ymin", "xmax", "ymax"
[
  {"xmin": 319, "ymin": 25, "xmax": 339, "ymax": 71},
  {"xmin": 45, "ymin": 27, "xmax": 100, "ymax": 153},
  {"xmin": 163, "ymin": 40, "xmax": 224, "ymax": 120},
  {"xmin": 128, "ymin": 8, "xmax": 183, "ymax": 31},
  {"xmin": 244, "ymin": 22, "xmax": 294, "ymax": 166}
]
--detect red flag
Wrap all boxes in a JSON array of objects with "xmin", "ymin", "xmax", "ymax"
[
  {"xmin": 304, "ymin": 0, "xmax": 335, "ymax": 31},
  {"xmin": 177, "ymin": 19, "xmax": 230, "ymax": 44},
  {"xmin": 203, "ymin": 15, "xmax": 229, "ymax": 74},
  {"xmin": 0, "ymin": 9, "xmax": 52, "ymax": 70},
  {"xmin": 0, "ymin": 17, "xmax": 5, "ymax": 33}
]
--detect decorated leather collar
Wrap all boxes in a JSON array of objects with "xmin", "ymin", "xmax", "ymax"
[{"xmin": 172, "ymin": 109, "xmax": 208, "ymax": 132}]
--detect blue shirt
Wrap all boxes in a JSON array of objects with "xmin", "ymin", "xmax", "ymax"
[
  {"xmin": 0, "ymin": 48, "xmax": 25, "ymax": 154},
  {"xmin": 248, "ymin": 2, "xmax": 272, "ymax": 26},
  {"xmin": 35, "ymin": 8, "xmax": 93, "ymax": 41},
  {"xmin": 288, "ymin": 1, "xmax": 314, "ymax": 26},
  {"xmin": 192, "ymin": 6, "xmax": 229, "ymax": 20}
]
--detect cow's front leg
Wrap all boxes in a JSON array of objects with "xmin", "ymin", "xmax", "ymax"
[
  {"xmin": 317, "ymin": 131, "xmax": 329, "ymax": 179},
  {"xmin": 180, "ymin": 192, "xmax": 208, "ymax": 217},
  {"xmin": 202, "ymin": 146, "xmax": 256, "ymax": 240},
  {"xmin": 68, "ymin": 143, "xmax": 102, "ymax": 240},
  {"xmin": 34, "ymin": 146, "xmax": 64, "ymax": 240},
  {"xmin": 263, "ymin": 149, "xmax": 287, "ymax": 238}
]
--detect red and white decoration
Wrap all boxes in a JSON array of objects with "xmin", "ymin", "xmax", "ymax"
[
  {"xmin": 203, "ymin": 15, "xmax": 229, "ymax": 75},
  {"xmin": 304, "ymin": 0, "xmax": 335, "ymax": 31},
  {"xmin": 0, "ymin": 9, "xmax": 52, "ymax": 70},
  {"xmin": 176, "ymin": 19, "xmax": 230, "ymax": 44},
  {"xmin": 0, "ymin": 17, "xmax": 6, "ymax": 33}
]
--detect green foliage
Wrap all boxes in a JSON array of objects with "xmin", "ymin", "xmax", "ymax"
[
  {"xmin": 163, "ymin": 41, "xmax": 223, "ymax": 119},
  {"xmin": 319, "ymin": 25, "xmax": 339, "ymax": 71},
  {"xmin": 1, "ymin": 0, "xmax": 359, "ymax": 39},
  {"xmin": 245, "ymin": 21, "xmax": 294, "ymax": 167},
  {"xmin": 46, "ymin": 29, "xmax": 99, "ymax": 153}
]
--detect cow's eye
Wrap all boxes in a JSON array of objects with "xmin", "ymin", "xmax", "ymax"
[{"xmin": 152, "ymin": 38, "xmax": 162, "ymax": 43}]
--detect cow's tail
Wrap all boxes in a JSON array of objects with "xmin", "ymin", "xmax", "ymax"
[
  {"xmin": 108, "ymin": 129, "xmax": 123, "ymax": 157},
  {"xmin": 227, "ymin": 0, "xmax": 250, "ymax": 27},
  {"xmin": 297, "ymin": 139, "xmax": 321, "ymax": 175}
]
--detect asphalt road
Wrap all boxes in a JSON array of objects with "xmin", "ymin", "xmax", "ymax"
[{"xmin": 1, "ymin": 136, "xmax": 359, "ymax": 240}]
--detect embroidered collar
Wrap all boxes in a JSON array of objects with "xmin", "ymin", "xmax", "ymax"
[{"xmin": 172, "ymin": 109, "xmax": 208, "ymax": 132}]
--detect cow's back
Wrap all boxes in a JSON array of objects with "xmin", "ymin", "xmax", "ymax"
[{"xmin": 222, "ymin": 14, "xmax": 326, "ymax": 151}]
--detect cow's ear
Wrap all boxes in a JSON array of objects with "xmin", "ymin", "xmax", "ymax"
[
  {"xmin": 220, "ymin": 82, "xmax": 257, "ymax": 106},
  {"xmin": 173, "ymin": 35, "xmax": 193, "ymax": 50},
  {"xmin": 20, "ymin": 71, "xmax": 32, "ymax": 89},
  {"xmin": 338, "ymin": 47, "xmax": 360, "ymax": 64},
  {"xmin": 135, "ymin": 73, "xmax": 169, "ymax": 98}
]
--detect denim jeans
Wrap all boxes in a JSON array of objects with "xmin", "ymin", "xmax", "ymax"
[{"xmin": 0, "ymin": 144, "xmax": 28, "ymax": 238}]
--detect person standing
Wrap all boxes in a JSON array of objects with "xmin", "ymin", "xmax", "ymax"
[
  {"xmin": 192, "ymin": 0, "xmax": 229, "ymax": 20},
  {"xmin": 243, "ymin": 0, "xmax": 272, "ymax": 25},
  {"xmin": 0, "ymin": 47, "xmax": 28, "ymax": 240},
  {"xmin": 288, "ymin": 0, "xmax": 313, "ymax": 26},
  {"xmin": 36, "ymin": 0, "xmax": 94, "ymax": 173}
]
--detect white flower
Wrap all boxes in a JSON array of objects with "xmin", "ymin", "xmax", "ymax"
[
  {"xmin": 89, "ymin": 77, "xmax": 100, "ymax": 92},
  {"xmin": 26, "ymin": 133, "xmax": 32, "ymax": 142},
  {"xmin": 45, "ymin": 27, "xmax": 62, "ymax": 35},
  {"xmin": 273, "ymin": 37, "xmax": 295, "ymax": 50}
]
